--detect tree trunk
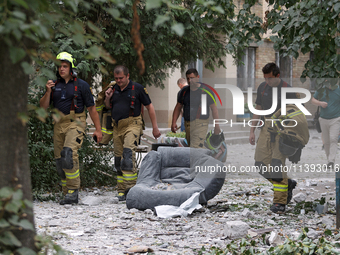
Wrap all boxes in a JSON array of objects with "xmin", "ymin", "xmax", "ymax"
[{"xmin": 0, "ymin": 41, "xmax": 37, "ymax": 251}]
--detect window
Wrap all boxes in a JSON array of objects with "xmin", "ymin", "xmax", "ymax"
[
  {"xmin": 237, "ymin": 47, "xmax": 256, "ymax": 91},
  {"xmin": 275, "ymin": 52, "xmax": 292, "ymax": 85}
]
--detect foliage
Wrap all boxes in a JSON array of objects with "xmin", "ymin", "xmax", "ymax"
[
  {"xmin": 91, "ymin": 0, "xmax": 264, "ymax": 87},
  {"xmin": 226, "ymin": 1, "xmax": 265, "ymax": 65},
  {"xmin": 267, "ymin": 228, "xmax": 340, "ymax": 255},
  {"xmin": 265, "ymin": 0, "xmax": 340, "ymax": 89},
  {"xmin": 0, "ymin": 186, "xmax": 67, "ymax": 254},
  {"xmin": 244, "ymin": 103, "xmax": 255, "ymax": 114},
  {"xmin": 194, "ymin": 228, "xmax": 340, "ymax": 255},
  {"xmin": 28, "ymin": 85, "xmax": 60, "ymax": 195},
  {"xmin": 292, "ymin": 197, "xmax": 327, "ymax": 215},
  {"xmin": 17, "ymin": 0, "xmax": 264, "ymax": 91},
  {"xmin": 78, "ymin": 135, "xmax": 116, "ymax": 188},
  {"xmin": 165, "ymin": 131, "xmax": 186, "ymax": 138}
]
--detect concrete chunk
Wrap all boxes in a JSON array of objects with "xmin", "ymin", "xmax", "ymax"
[
  {"xmin": 293, "ymin": 193, "xmax": 307, "ymax": 203},
  {"xmin": 81, "ymin": 196, "xmax": 102, "ymax": 206},
  {"xmin": 224, "ymin": 221, "xmax": 250, "ymax": 239}
]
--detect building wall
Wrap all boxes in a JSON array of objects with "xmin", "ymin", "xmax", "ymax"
[{"xmin": 143, "ymin": 68, "xmax": 183, "ymax": 128}]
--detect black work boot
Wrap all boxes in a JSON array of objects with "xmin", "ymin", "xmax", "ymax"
[
  {"xmin": 287, "ymin": 179, "xmax": 297, "ymax": 204},
  {"xmin": 117, "ymin": 192, "xmax": 126, "ymax": 201},
  {"xmin": 270, "ymin": 203, "xmax": 285, "ymax": 213},
  {"xmin": 60, "ymin": 189, "xmax": 78, "ymax": 205}
]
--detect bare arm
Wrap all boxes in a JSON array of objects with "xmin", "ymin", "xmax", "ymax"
[
  {"xmin": 87, "ymin": 105, "xmax": 103, "ymax": 143},
  {"xmin": 39, "ymin": 80, "xmax": 55, "ymax": 109},
  {"xmin": 210, "ymin": 103, "xmax": 221, "ymax": 134},
  {"xmin": 311, "ymin": 97, "xmax": 328, "ymax": 108},
  {"xmin": 171, "ymin": 102, "xmax": 183, "ymax": 132},
  {"xmin": 145, "ymin": 103, "xmax": 161, "ymax": 139},
  {"xmin": 249, "ymin": 104, "xmax": 262, "ymax": 145}
]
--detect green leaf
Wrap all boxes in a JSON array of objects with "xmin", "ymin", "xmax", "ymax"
[
  {"xmin": 211, "ymin": 6, "xmax": 225, "ymax": 14},
  {"xmin": 16, "ymin": 247, "xmax": 36, "ymax": 255},
  {"xmin": 324, "ymin": 229, "xmax": 332, "ymax": 236},
  {"xmin": 0, "ymin": 187, "xmax": 13, "ymax": 198},
  {"xmin": 0, "ymin": 219, "xmax": 10, "ymax": 228},
  {"xmin": 107, "ymin": 8, "xmax": 120, "ymax": 19},
  {"xmin": 5, "ymin": 199, "xmax": 22, "ymax": 213},
  {"xmin": 9, "ymin": 47, "xmax": 26, "ymax": 64},
  {"xmin": 17, "ymin": 219, "xmax": 34, "ymax": 231},
  {"xmin": 87, "ymin": 46, "xmax": 101, "ymax": 58},
  {"xmin": 8, "ymin": 215, "xmax": 20, "ymax": 226},
  {"xmin": 12, "ymin": 0, "xmax": 28, "ymax": 9},
  {"xmin": 12, "ymin": 11, "xmax": 26, "ymax": 20},
  {"xmin": 87, "ymin": 21, "xmax": 102, "ymax": 34},
  {"xmin": 36, "ymin": 107, "xmax": 48, "ymax": 121},
  {"xmin": 12, "ymin": 189, "xmax": 23, "ymax": 201},
  {"xmin": 0, "ymin": 231, "xmax": 22, "ymax": 247},
  {"xmin": 72, "ymin": 33, "xmax": 86, "ymax": 46},
  {"xmin": 272, "ymin": 24, "xmax": 283, "ymax": 32},
  {"xmin": 154, "ymin": 15, "xmax": 170, "ymax": 26},
  {"xmin": 334, "ymin": 2, "xmax": 340, "ymax": 13},
  {"xmin": 171, "ymin": 23, "xmax": 184, "ymax": 36},
  {"xmin": 307, "ymin": 20, "xmax": 314, "ymax": 27},
  {"xmin": 21, "ymin": 61, "xmax": 34, "ymax": 75},
  {"xmin": 146, "ymin": 0, "xmax": 162, "ymax": 11}
]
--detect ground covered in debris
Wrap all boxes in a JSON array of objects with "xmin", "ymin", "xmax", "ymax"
[{"xmin": 33, "ymin": 130, "xmax": 340, "ymax": 254}]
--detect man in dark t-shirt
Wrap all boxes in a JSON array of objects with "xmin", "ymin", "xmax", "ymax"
[{"xmin": 171, "ymin": 68, "xmax": 221, "ymax": 148}]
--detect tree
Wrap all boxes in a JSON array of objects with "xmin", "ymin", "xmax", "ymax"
[
  {"xmin": 0, "ymin": 0, "xmax": 114, "ymax": 252},
  {"xmin": 265, "ymin": 0, "xmax": 340, "ymax": 89},
  {"xmin": 43, "ymin": 0, "xmax": 264, "ymax": 88},
  {"xmin": 0, "ymin": 0, "xmax": 262, "ymax": 252}
]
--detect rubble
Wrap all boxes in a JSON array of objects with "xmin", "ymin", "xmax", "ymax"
[
  {"xmin": 33, "ymin": 130, "xmax": 339, "ymax": 254},
  {"xmin": 223, "ymin": 221, "xmax": 250, "ymax": 239},
  {"xmin": 293, "ymin": 192, "xmax": 307, "ymax": 203}
]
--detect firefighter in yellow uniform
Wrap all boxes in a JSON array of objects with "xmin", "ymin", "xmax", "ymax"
[
  {"xmin": 104, "ymin": 65, "xmax": 161, "ymax": 201},
  {"xmin": 249, "ymin": 63, "xmax": 299, "ymax": 214},
  {"xmin": 40, "ymin": 52, "xmax": 102, "ymax": 205},
  {"xmin": 95, "ymin": 81, "xmax": 116, "ymax": 145}
]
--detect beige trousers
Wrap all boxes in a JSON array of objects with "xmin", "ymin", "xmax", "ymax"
[
  {"xmin": 54, "ymin": 111, "xmax": 86, "ymax": 193},
  {"xmin": 113, "ymin": 115, "xmax": 143, "ymax": 193},
  {"xmin": 319, "ymin": 116, "xmax": 340, "ymax": 164},
  {"xmin": 185, "ymin": 119, "xmax": 209, "ymax": 148},
  {"xmin": 255, "ymin": 122, "xmax": 289, "ymax": 204}
]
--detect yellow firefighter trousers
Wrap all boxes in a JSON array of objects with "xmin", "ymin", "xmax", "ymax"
[
  {"xmin": 54, "ymin": 111, "xmax": 86, "ymax": 194},
  {"xmin": 113, "ymin": 115, "xmax": 143, "ymax": 193},
  {"xmin": 255, "ymin": 122, "xmax": 288, "ymax": 204},
  {"xmin": 185, "ymin": 119, "xmax": 209, "ymax": 148}
]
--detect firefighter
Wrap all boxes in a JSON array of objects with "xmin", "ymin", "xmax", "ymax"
[
  {"xmin": 104, "ymin": 65, "xmax": 161, "ymax": 201},
  {"xmin": 171, "ymin": 68, "xmax": 221, "ymax": 148},
  {"xmin": 249, "ymin": 63, "xmax": 299, "ymax": 214},
  {"xmin": 40, "ymin": 52, "xmax": 102, "ymax": 205},
  {"xmin": 95, "ymin": 81, "xmax": 116, "ymax": 145}
]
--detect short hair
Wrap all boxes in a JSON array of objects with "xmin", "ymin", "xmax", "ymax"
[
  {"xmin": 262, "ymin": 63, "xmax": 280, "ymax": 77},
  {"xmin": 177, "ymin": 78, "xmax": 187, "ymax": 86},
  {"xmin": 186, "ymin": 68, "xmax": 199, "ymax": 77},
  {"xmin": 114, "ymin": 65, "xmax": 129, "ymax": 76}
]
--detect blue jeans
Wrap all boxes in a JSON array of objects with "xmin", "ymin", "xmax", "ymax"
[{"xmin": 181, "ymin": 117, "xmax": 185, "ymax": 132}]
